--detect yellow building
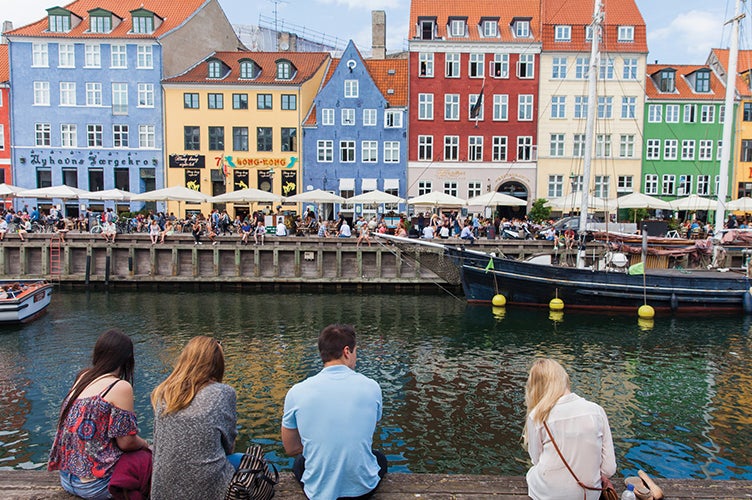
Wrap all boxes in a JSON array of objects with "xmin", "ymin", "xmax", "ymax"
[{"xmin": 162, "ymin": 51, "xmax": 330, "ymax": 218}]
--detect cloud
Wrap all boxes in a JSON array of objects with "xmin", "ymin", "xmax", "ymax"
[
  {"xmin": 1, "ymin": 0, "xmax": 51, "ymax": 29},
  {"xmin": 315, "ymin": 0, "xmax": 401, "ymax": 10},
  {"xmin": 648, "ymin": 10, "xmax": 724, "ymax": 63}
]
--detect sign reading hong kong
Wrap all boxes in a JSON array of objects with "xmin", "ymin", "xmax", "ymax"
[
  {"xmin": 215, "ymin": 156, "xmax": 298, "ymax": 169},
  {"xmin": 26, "ymin": 150, "xmax": 156, "ymax": 168}
]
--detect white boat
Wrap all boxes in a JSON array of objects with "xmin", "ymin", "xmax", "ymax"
[{"xmin": 0, "ymin": 280, "xmax": 54, "ymax": 323}]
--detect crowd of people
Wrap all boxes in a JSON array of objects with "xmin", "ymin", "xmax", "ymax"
[{"xmin": 47, "ymin": 327, "xmax": 622, "ymax": 500}]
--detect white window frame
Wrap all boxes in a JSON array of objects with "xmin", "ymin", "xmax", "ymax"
[
  {"xmin": 548, "ymin": 175, "xmax": 564, "ymax": 198},
  {"xmin": 136, "ymin": 45, "xmax": 153, "ymax": 69},
  {"xmin": 551, "ymin": 95, "xmax": 566, "ymax": 119},
  {"xmin": 417, "ymin": 135, "xmax": 433, "ymax": 161},
  {"xmin": 363, "ymin": 109, "xmax": 377, "ymax": 126},
  {"xmin": 322, "ymin": 109, "xmax": 334, "ymax": 126},
  {"xmin": 86, "ymin": 82, "xmax": 102, "ymax": 106},
  {"xmin": 139, "ymin": 125, "xmax": 155, "ymax": 149},
  {"xmin": 362, "ymin": 140, "xmax": 378, "ymax": 163},
  {"xmin": 517, "ymin": 53, "xmax": 534, "ymax": 79},
  {"xmin": 597, "ymin": 96, "xmax": 613, "ymax": 119},
  {"xmin": 341, "ymin": 108, "xmax": 355, "ymax": 126},
  {"xmin": 492, "ymin": 94, "xmax": 508, "ymax": 121},
  {"xmin": 490, "ymin": 54, "xmax": 509, "ymax": 78},
  {"xmin": 619, "ymin": 135, "xmax": 635, "ymax": 158},
  {"xmin": 699, "ymin": 140, "xmax": 713, "ymax": 161},
  {"xmin": 445, "ymin": 94, "xmax": 460, "ymax": 120},
  {"xmin": 34, "ymin": 81, "xmax": 50, "ymax": 106},
  {"xmin": 662, "ymin": 174, "xmax": 676, "ymax": 196},
  {"xmin": 468, "ymin": 136, "xmax": 483, "ymax": 161},
  {"xmin": 664, "ymin": 139, "xmax": 678, "ymax": 160},
  {"xmin": 648, "ymin": 104, "xmax": 662, "ymax": 123},
  {"xmin": 84, "ymin": 44, "xmax": 101, "ymax": 68},
  {"xmin": 618, "ymin": 25, "xmax": 635, "ymax": 42},
  {"xmin": 665, "ymin": 104, "xmax": 680, "ymax": 123},
  {"xmin": 59, "ymin": 82, "xmax": 76, "ymax": 106},
  {"xmin": 646, "ymin": 139, "xmax": 660, "ymax": 160},
  {"xmin": 552, "ymin": 57, "xmax": 567, "ymax": 79},
  {"xmin": 418, "ymin": 94, "xmax": 434, "ymax": 120},
  {"xmin": 385, "ymin": 110, "xmax": 403, "ymax": 128},
  {"xmin": 623, "ymin": 58, "xmax": 638, "ymax": 80},
  {"xmin": 554, "ymin": 25, "xmax": 571, "ymax": 41},
  {"xmin": 701, "ymin": 105, "xmax": 715, "ymax": 123},
  {"xmin": 419, "ymin": 52, "xmax": 434, "ymax": 77},
  {"xmin": 644, "ymin": 174, "xmax": 658, "ymax": 195},
  {"xmin": 550, "ymin": 133, "xmax": 565, "ymax": 157},
  {"xmin": 110, "ymin": 45, "xmax": 127, "ymax": 69},
  {"xmin": 344, "ymin": 80, "xmax": 359, "ymax": 98},
  {"xmin": 681, "ymin": 140, "xmax": 696, "ymax": 160},
  {"xmin": 518, "ymin": 94, "xmax": 533, "ymax": 121},
  {"xmin": 444, "ymin": 136, "xmax": 459, "ymax": 161},
  {"xmin": 32, "ymin": 43, "xmax": 49, "ymax": 67},
  {"xmin": 469, "ymin": 53, "xmax": 484, "ymax": 78},
  {"xmin": 621, "ymin": 97, "xmax": 636, "ymax": 119},
  {"xmin": 383, "ymin": 141, "xmax": 400, "ymax": 163},
  {"xmin": 137, "ymin": 83, "xmax": 154, "ymax": 108},
  {"xmin": 339, "ymin": 140, "xmax": 356, "ymax": 163},
  {"xmin": 58, "ymin": 43, "xmax": 75, "ymax": 68},
  {"xmin": 317, "ymin": 140, "xmax": 333, "ymax": 162},
  {"xmin": 445, "ymin": 53, "xmax": 460, "ymax": 78},
  {"xmin": 61, "ymin": 123, "xmax": 77, "ymax": 147},
  {"xmin": 112, "ymin": 83, "xmax": 128, "ymax": 115},
  {"xmin": 492, "ymin": 136, "xmax": 507, "ymax": 162}
]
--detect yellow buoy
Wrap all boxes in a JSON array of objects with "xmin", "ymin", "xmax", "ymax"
[
  {"xmin": 492, "ymin": 306, "xmax": 506, "ymax": 319},
  {"xmin": 638, "ymin": 304, "xmax": 655, "ymax": 319},
  {"xmin": 549, "ymin": 297, "xmax": 565, "ymax": 311},
  {"xmin": 637, "ymin": 318, "xmax": 654, "ymax": 331},
  {"xmin": 492, "ymin": 294, "xmax": 507, "ymax": 307},
  {"xmin": 549, "ymin": 311, "xmax": 564, "ymax": 323}
]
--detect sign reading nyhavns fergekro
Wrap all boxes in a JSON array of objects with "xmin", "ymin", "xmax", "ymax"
[{"xmin": 27, "ymin": 151, "xmax": 155, "ymax": 167}]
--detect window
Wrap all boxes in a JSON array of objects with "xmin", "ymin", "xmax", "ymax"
[
  {"xmin": 281, "ymin": 94, "xmax": 297, "ymax": 110},
  {"xmin": 383, "ymin": 142, "xmax": 400, "ymax": 162},
  {"xmin": 84, "ymin": 44, "xmax": 100, "ymax": 68},
  {"xmin": 741, "ymin": 140, "xmax": 752, "ymax": 162},
  {"xmin": 443, "ymin": 182, "xmax": 458, "ymax": 197},
  {"xmin": 551, "ymin": 96, "xmax": 566, "ymax": 119},
  {"xmin": 621, "ymin": 97, "xmax": 636, "ymax": 119},
  {"xmin": 232, "ymin": 127, "xmax": 248, "ymax": 151},
  {"xmin": 112, "ymin": 83, "xmax": 128, "ymax": 114},
  {"xmin": 34, "ymin": 81, "xmax": 50, "ymax": 106},
  {"xmin": 445, "ymin": 53, "xmax": 460, "ymax": 78},
  {"xmin": 469, "ymin": 94, "xmax": 484, "ymax": 120},
  {"xmin": 317, "ymin": 140, "xmax": 333, "ymax": 162},
  {"xmin": 677, "ymin": 175, "xmax": 693, "ymax": 196},
  {"xmin": 619, "ymin": 135, "xmax": 635, "ymax": 158},
  {"xmin": 646, "ymin": 139, "xmax": 660, "ymax": 160},
  {"xmin": 574, "ymin": 96, "xmax": 588, "ymax": 119},
  {"xmin": 35, "ymin": 123, "xmax": 51, "ymax": 146},
  {"xmin": 344, "ymin": 80, "xmax": 359, "ymax": 98},
  {"xmin": 644, "ymin": 174, "xmax": 658, "ymax": 195},
  {"xmin": 482, "ymin": 20, "xmax": 497, "ymax": 37},
  {"xmin": 132, "ymin": 14, "xmax": 154, "ymax": 34},
  {"xmin": 518, "ymin": 95, "xmax": 533, "ymax": 121},
  {"xmin": 617, "ymin": 176, "xmax": 633, "ymax": 193},
  {"xmin": 585, "ymin": 26, "xmax": 594, "ymax": 41},
  {"xmin": 49, "ymin": 14, "xmax": 70, "ymax": 32},
  {"xmin": 184, "ymin": 93, "xmax": 199, "ymax": 109},
  {"xmin": 594, "ymin": 176, "xmax": 610, "ymax": 198},
  {"xmin": 597, "ymin": 96, "xmax": 613, "ymax": 119},
  {"xmin": 209, "ymin": 127, "xmax": 224, "ymax": 150},
  {"xmin": 623, "ymin": 58, "xmax": 638, "ymax": 80},
  {"xmin": 744, "ymin": 103, "xmax": 752, "ymax": 121},
  {"xmin": 659, "ymin": 70, "xmax": 675, "ymax": 92},
  {"xmin": 517, "ymin": 136, "xmax": 533, "ymax": 161},
  {"xmin": 618, "ymin": 26, "xmax": 634, "ymax": 42},
  {"xmin": 340, "ymin": 140, "xmax": 355, "ymax": 162},
  {"xmin": 110, "ymin": 45, "xmax": 127, "ymax": 68},
  {"xmin": 281, "ymin": 128, "xmax": 297, "ymax": 152},
  {"xmin": 444, "ymin": 136, "xmax": 459, "ymax": 161},
  {"xmin": 32, "ymin": 43, "xmax": 48, "ymax": 67},
  {"xmin": 208, "ymin": 93, "xmax": 224, "ymax": 109},
  {"xmin": 697, "ymin": 176, "xmax": 710, "ymax": 196},
  {"xmin": 514, "ymin": 20, "xmax": 531, "ymax": 38},
  {"xmin": 208, "ymin": 61, "xmax": 222, "ymax": 78},
  {"xmin": 362, "ymin": 140, "xmax": 378, "ymax": 162},
  {"xmin": 548, "ymin": 175, "xmax": 564, "ymax": 198},
  {"xmin": 257, "ymin": 94, "xmax": 272, "ymax": 110},
  {"xmin": 418, "ymin": 181, "xmax": 432, "ymax": 196},
  {"xmin": 701, "ymin": 105, "xmax": 715, "ymax": 123},
  {"xmin": 492, "ymin": 136, "xmax": 507, "ymax": 162},
  {"xmin": 699, "ymin": 140, "xmax": 713, "ymax": 161},
  {"xmin": 58, "ymin": 43, "xmax": 75, "ymax": 68},
  {"xmin": 684, "ymin": 104, "xmax": 697, "ymax": 123},
  {"xmin": 321, "ymin": 109, "xmax": 334, "ymax": 125},
  {"xmin": 490, "ymin": 54, "xmax": 509, "ymax": 78},
  {"xmin": 555, "ymin": 25, "xmax": 571, "ymax": 41},
  {"xmin": 599, "ymin": 58, "xmax": 614, "ymax": 79},
  {"xmin": 239, "ymin": 61, "xmax": 258, "ymax": 79},
  {"xmin": 550, "ymin": 133, "xmax": 565, "ymax": 157},
  {"xmin": 138, "ymin": 83, "xmax": 154, "ymax": 107},
  {"xmin": 573, "ymin": 134, "xmax": 585, "ymax": 158},
  {"xmin": 595, "ymin": 134, "xmax": 611, "ymax": 157},
  {"xmin": 695, "ymin": 71, "xmax": 710, "ymax": 92},
  {"xmin": 60, "ymin": 82, "xmax": 76, "ymax": 106},
  {"xmin": 183, "ymin": 126, "xmax": 200, "ymax": 150},
  {"xmin": 113, "ymin": 124, "xmax": 128, "ymax": 148},
  {"xmin": 450, "ymin": 19, "xmax": 466, "ymax": 37},
  {"xmin": 647, "ymin": 104, "xmax": 662, "ymax": 123},
  {"xmin": 419, "ymin": 19, "xmax": 435, "ymax": 40},
  {"xmin": 681, "ymin": 140, "xmax": 695, "ymax": 160},
  {"xmin": 719, "ymin": 105, "xmax": 726, "ymax": 123},
  {"xmin": 86, "ymin": 82, "xmax": 102, "ymax": 106},
  {"xmin": 418, "ymin": 135, "xmax": 433, "ymax": 161},
  {"xmin": 419, "ymin": 53, "xmax": 434, "ymax": 77},
  {"xmin": 363, "ymin": 109, "xmax": 377, "ymax": 126},
  {"xmin": 469, "ymin": 53, "xmax": 484, "ymax": 78},
  {"xmin": 257, "ymin": 127, "xmax": 272, "ymax": 151},
  {"xmin": 664, "ymin": 139, "xmax": 678, "ymax": 160},
  {"xmin": 61, "ymin": 124, "xmax": 77, "ymax": 147},
  {"xmin": 575, "ymin": 57, "xmax": 589, "ymax": 79},
  {"xmin": 418, "ymin": 94, "xmax": 434, "ymax": 120},
  {"xmin": 665, "ymin": 104, "xmax": 680, "ymax": 123},
  {"xmin": 232, "ymin": 94, "xmax": 248, "ymax": 110},
  {"xmin": 90, "ymin": 15, "xmax": 111, "ymax": 33},
  {"xmin": 467, "ymin": 181, "xmax": 483, "ymax": 199},
  {"xmin": 468, "ymin": 136, "xmax": 483, "ymax": 161},
  {"xmin": 385, "ymin": 110, "xmax": 402, "ymax": 128},
  {"xmin": 662, "ymin": 175, "xmax": 676, "ymax": 195},
  {"xmin": 493, "ymin": 94, "xmax": 508, "ymax": 120},
  {"xmin": 517, "ymin": 54, "xmax": 534, "ymax": 78},
  {"xmin": 276, "ymin": 61, "xmax": 292, "ymax": 79},
  {"xmin": 341, "ymin": 109, "xmax": 355, "ymax": 125},
  {"xmin": 137, "ymin": 46, "xmax": 153, "ymax": 69},
  {"xmin": 552, "ymin": 57, "xmax": 567, "ymax": 79}
]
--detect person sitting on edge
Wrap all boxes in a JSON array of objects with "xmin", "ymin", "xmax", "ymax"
[
  {"xmin": 149, "ymin": 220, "xmax": 160, "ymax": 245},
  {"xmin": 460, "ymin": 224, "xmax": 475, "ymax": 243},
  {"xmin": 254, "ymin": 220, "xmax": 266, "ymax": 245},
  {"xmin": 282, "ymin": 324, "xmax": 388, "ymax": 500},
  {"xmin": 102, "ymin": 219, "xmax": 117, "ymax": 244},
  {"xmin": 317, "ymin": 220, "xmax": 330, "ymax": 238},
  {"xmin": 421, "ymin": 224, "xmax": 435, "ymax": 239},
  {"xmin": 338, "ymin": 219, "xmax": 352, "ymax": 238},
  {"xmin": 240, "ymin": 220, "xmax": 252, "ymax": 245},
  {"xmin": 0, "ymin": 217, "xmax": 8, "ymax": 241},
  {"xmin": 159, "ymin": 220, "xmax": 174, "ymax": 244},
  {"xmin": 55, "ymin": 217, "xmax": 69, "ymax": 243},
  {"xmin": 276, "ymin": 219, "xmax": 288, "ymax": 237}
]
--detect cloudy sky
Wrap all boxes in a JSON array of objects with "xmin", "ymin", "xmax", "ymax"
[{"xmin": 0, "ymin": 0, "xmax": 743, "ymax": 64}]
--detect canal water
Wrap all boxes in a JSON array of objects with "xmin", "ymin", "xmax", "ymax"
[{"xmin": 0, "ymin": 290, "xmax": 750, "ymax": 480}]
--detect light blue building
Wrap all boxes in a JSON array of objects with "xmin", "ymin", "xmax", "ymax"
[
  {"xmin": 302, "ymin": 40, "xmax": 408, "ymax": 220},
  {"xmin": 5, "ymin": 0, "xmax": 241, "ymax": 215}
]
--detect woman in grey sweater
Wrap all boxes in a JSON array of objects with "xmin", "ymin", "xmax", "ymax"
[{"xmin": 150, "ymin": 336, "xmax": 240, "ymax": 500}]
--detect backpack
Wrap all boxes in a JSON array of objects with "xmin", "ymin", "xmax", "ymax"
[{"xmin": 225, "ymin": 444, "xmax": 278, "ymax": 500}]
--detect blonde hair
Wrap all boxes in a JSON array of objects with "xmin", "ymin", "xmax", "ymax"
[
  {"xmin": 523, "ymin": 359, "xmax": 570, "ymax": 442},
  {"xmin": 151, "ymin": 336, "xmax": 224, "ymax": 416}
]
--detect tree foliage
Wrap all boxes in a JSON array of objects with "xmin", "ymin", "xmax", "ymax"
[{"xmin": 528, "ymin": 198, "xmax": 551, "ymax": 223}]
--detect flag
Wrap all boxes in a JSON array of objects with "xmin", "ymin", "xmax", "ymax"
[
  {"xmin": 628, "ymin": 262, "xmax": 644, "ymax": 275},
  {"xmin": 470, "ymin": 79, "xmax": 485, "ymax": 120},
  {"xmin": 485, "ymin": 257, "xmax": 494, "ymax": 273}
]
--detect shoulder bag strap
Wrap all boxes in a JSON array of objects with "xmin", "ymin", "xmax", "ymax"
[{"xmin": 542, "ymin": 421, "xmax": 602, "ymax": 499}]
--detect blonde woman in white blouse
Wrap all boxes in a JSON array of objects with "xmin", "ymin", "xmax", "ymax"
[{"xmin": 524, "ymin": 359, "xmax": 616, "ymax": 500}]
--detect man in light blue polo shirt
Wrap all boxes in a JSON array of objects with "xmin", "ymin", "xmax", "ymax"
[{"xmin": 281, "ymin": 324, "xmax": 387, "ymax": 500}]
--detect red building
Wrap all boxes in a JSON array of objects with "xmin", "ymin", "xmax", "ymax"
[
  {"xmin": 0, "ymin": 44, "xmax": 10, "ymax": 187},
  {"xmin": 407, "ymin": 0, "xmax": 541, "ymax": 217}
]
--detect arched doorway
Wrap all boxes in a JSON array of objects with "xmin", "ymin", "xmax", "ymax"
[{"xmin": 496, "ymin": 181, "xmax": 528, "ymax": 220}]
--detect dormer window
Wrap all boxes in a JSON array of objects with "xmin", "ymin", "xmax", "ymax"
[
  {"xmin": 208, "ymin": 60, "xmax": 222, "ymax": 79},
  {"xmin": 695, "ymin": 70, "xmax": 711, "ymax": 92},
  {"xmin": 47, "ymin": 7, "xmax": 71, "ymax": 32},
  {"xmin": 449, "ymin": 18, "xmax": 466, "ymax": 37},
  {"xmin": 513, "ymin": 19, "xmax": 531, "ymax": 38},
  {"xmin": 585, "ymin": 26, "xmax": 594, "ymax": 41},
  {"xmin": 131, "ymin": 9, "xmax": 156, "ymax": 34},
  {"xmin": 481, "ymin": 19, "xmax": 498, "ymax": 37},
  {"xmin": 554, "ymin": 25, "xmax": 571, "ymax": 41},
  {"xmin": 89, "ymin": 9, "xmax": 113, "ymax": 33},
  {"xmin": 277, "ymin": 60, "xmax": 295, "ymax": 80},
  {"xmin": 418, "ymin": 18, "xmax": 436, "ymax": 40},
  {"xmin": 659, "ymin": 69, "xmax": 676, "ymax": 92},
  {"xmin": 239, "ymin": 60, "xmax": 260, "ymax": 79},
  {"xmin": 618, "ymin": 25, "xmax": 634, "ymax": 42}
]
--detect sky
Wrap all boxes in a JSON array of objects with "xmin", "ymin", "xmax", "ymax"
[{"xmin": 0, "ymin": 0, "xmax": 746, "ymax": 64}]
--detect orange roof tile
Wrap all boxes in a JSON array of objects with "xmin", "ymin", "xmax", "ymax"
[
  {"xmin": 365, "ymin": 58, "xmax": 408, "ymax": 107},
  {"xmin": 0, "ymin": 45, "xmax": 8, "ymax": 83},
  {"xmin": 164, "ymin": 51, "xmax": 329, "ymax": 86},
  {"xmin": 6, "ymin": 0, "xmax": 209, "ymax": 39},
  {"xmin": 645, "ymin": 64, "xmax": 725, "ymax": 101},
  {"xmin": 712, "ymin": 48, "xmax": 752, "ymax": 98},
  {"xmin": 409, "ymin": 0, "xmax": 541, "ymax": 43}
]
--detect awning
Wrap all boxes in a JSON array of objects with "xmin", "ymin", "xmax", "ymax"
[
  {"xmin": 384, "ymin": 179, "xmax": 400, "ymax": 190},
  {"xmin": 361, "ymin": 178, "xmax": 377, "ymax": 192},
  {"xmin": 339, "ymin": 178, "xmax": 355, "ymax": 191}
]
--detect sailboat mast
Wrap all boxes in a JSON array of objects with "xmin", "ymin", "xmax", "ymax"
[{"xmin": 715, "ymin": 0, "xmax": 744, "ymax": 230}]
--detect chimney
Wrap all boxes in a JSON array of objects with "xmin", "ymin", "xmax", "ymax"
[
  {"xmin": 372, "ymin": 10, "xmax": 386, "ymax": 60},
  {"xmin": 2, "ymin": 21, "xmax": 13, "ymax": 44}
]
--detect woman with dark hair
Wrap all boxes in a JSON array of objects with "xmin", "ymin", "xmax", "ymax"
[
  {"xmin": 150, "ymin": 336, "xmax": 241, "ymax": 500},
  {"xmin": 49, "ymin": 329, "xmax": 150, "ymax": 499}
]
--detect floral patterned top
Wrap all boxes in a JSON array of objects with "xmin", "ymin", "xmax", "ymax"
[{"xmin": 48, "ymin": 394, "xmax": 139, "ymax": 479}]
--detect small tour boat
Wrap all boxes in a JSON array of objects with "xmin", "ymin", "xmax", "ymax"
[{"xmin": 0, "ymin": 280, "xmax": 54, "ymax": 323}]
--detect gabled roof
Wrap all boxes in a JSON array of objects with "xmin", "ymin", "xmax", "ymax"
[
  {"xmin": 320, "ymin": 57, "xmax": 408, "ymax": 108},
  {"xmin": 6, "ymin": 0, "xmax": 209, "ymax": 39},
  {"xmin": 645, "ymin": 64, "xmax": 725, "ymax": 101},
  {"xmin": 711, "ymin": 48, "xmax": 752, "ymax": 98},
  {"xmin": 408, "ymin": 0, "xmax": 540, "ymax": 43},
  {"xmin": 0, "ymin": 45, "xmax": 8, "ymax": 83},
  {"xmin": 163, "ymin": 51, "xmax": 329, "ymax": 86},
  {"xmin": 541, "ymin": 0, "xmax": 647, "ymax": 53}
]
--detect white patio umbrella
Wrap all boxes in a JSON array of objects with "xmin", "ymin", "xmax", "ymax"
[
  {"xmin": 131, "ymin": 186, "xmax": 209, "ymax": 203},
  {"xmin": 545, "ymin": 191, "xmax": 610, "ymax": 211},
  {"xmin": 669, "ymin": 194, "xmax": 716, "ymax": 211},
  {"xmin": 19, "ymin": 185, "xmax": 93, "ymax": 199},
  {"xmin": 408, "ymin": 191, "xmax": 467, "ymax": 207},
  {"xmin": 0, "ymin": 183, "xmax": 25, "ymax": 197},
  {"xmin": 607, "ymin": 192, "xmax": 672, "ymax": 211},
  {"xmin": 345, "ymin": 190, "xmax": 404, "ymax": 205},
  {"xmin": 285, "ymin": 189, "xmax": 346, "ymax": 204},
  {"xmin": 466, "ymin": 191, "xmax": 527, "ymax": 207},
  {"xmin": 726, "ymin": 197, "xmax": 752, "ymax": 212},
  {"xmin": 209, "ymin": 187, "xmax": 285, "ymax": 204},
  {"xmin": 86, "ymin": 188, "xmax": 138, "ymax": 201}
]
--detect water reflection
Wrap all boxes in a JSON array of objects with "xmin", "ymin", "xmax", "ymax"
[{"xmin": 0, "ymin": 291, "xmax": 750, "ymax": 480}]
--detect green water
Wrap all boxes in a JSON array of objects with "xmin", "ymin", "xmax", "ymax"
[{"xmin": 0, "ymin": 290, "xmax": 750, "ymax": 479}]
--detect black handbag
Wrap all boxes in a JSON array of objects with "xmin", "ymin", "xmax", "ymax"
[{"xmin": 225, "ymin": 444, "xmax": 279, "ymax": 500}]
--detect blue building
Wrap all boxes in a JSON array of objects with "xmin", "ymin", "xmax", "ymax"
[
  {"xmin": 302, "ymin": 40, "xmax": 408, "ymax": 220},
  {"xmin": 5, "ymin": 0, "xmax": 241, "ymax": 215}
]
